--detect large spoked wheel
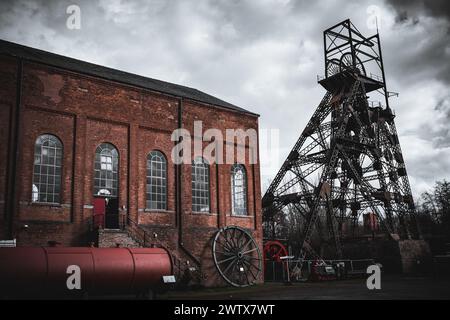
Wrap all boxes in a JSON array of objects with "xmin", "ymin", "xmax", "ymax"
[
  {"xmin": 212, "ymin": 226, "xmax": 262, "ymax": 287},
  {"xmin": 326, "ymin": 58, "xmax": 341, "ymax": 77},
  {"xmin": 340, "ymin": 52, "xmax": 366, "ymax": 76}
]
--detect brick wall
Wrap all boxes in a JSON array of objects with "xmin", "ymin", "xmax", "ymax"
[{"xmin": 0, "ymin": 53, "xmax": 263, "ymax": 286}]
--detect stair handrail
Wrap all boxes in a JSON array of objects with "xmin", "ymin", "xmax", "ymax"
[{"xmin": 124, "ymin": 216, "xmax": 190, "ymax": 279}]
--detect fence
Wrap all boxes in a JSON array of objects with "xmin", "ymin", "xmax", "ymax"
[{"xmin": 265, "ymin": 258, "xmax": 376, "ymax": 282}]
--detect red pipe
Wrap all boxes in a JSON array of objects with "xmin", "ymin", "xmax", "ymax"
[{"xmin": 0, "ymin": 247, "xmax": 172, "ymax": 296}]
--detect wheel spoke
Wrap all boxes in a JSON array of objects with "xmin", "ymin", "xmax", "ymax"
[
  {"xmin": 240, "ymin": 261, "xmax": 252, "ymax": 285},
  {"xmin": 216, "ymin": 239, "xmax": 233, "ymax": 252},
  {"xmin": 242, "ymin": 247, "xmax": 258, "ymax": 255},
  {"xmin": 236, "ymin": 230, "xmax": 244, "ymax": 247},
  {"xmin": 243, "ymin": 257, "xmax": 262, "ymax": 270},
  {"xmin": 231, "ymin": 227, "xmax": 238, "ymax": 248},
  {"xmin": 215, "ymin": 250, "xmax": 234, "ymax": 256},
  {"xmin": 242, "ymin": 259, "xmax": 258, "ymax": 280},
  {"xmin": 241, "ymin": 238, "xmax": 253, "ymax": 250},
  {"xmin": 217, "ymin": 255, "xmax": 237, "ymax": 264},
  {"xmin": 225, "ymin": 231, "xmax": 237, "ymax": 250},
  {"xmin": 222, "ymin": 257, "xmax": 237, "ymax": 275},
  {"xmin": 244, "ymin": 266, "xmax": 251, "ymax": 285},
  {"xmin": 223, "ymin": 233, "xmax": 235, "ymax": 251}
]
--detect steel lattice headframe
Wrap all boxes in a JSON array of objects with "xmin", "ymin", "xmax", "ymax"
[{"xmin": 262, "ymin": 19, "xmax": 421, "ymax": 261}]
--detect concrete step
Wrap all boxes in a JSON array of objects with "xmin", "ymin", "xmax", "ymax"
[{"xmin": 98, "ymin": 229, "xmax": 141, "ymax": 248}]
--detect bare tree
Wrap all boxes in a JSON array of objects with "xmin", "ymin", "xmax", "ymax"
[{"xmin": 417, "ymin": 180, "xmax": 450, "ymax": 237}]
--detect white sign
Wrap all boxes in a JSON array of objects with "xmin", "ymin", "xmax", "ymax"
[
  {"xmin": 279, "ymin": 256, "xmax": 295, "ymax": 260},
  {"xmin": 163, "ymin": 275, "xmax": 176, "ymax": 283}
]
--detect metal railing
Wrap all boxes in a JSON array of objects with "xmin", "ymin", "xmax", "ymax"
[
  {"xmin": 368, "ymin": 72, "xmax": 383, "ymax": 82},
  {"xmin": 90, "ymin": 213, "xmax": 202, "ymax": 284},
  {"xmin": 265, "ymin": 258, "xmax": 376, "ymax": 282},
  {"xmin": 124, "ymin": 216, "xmax": 191, "ymax": 283},
  {"xmin": 368, "ymin": 101, "xmax": 385, "ymax": 109},
  {"xmin": 125, "ymin": 216, "xmax": 152, "ymax": 247},
  {"xmin": 317, "ymin": 72, "xmax": 383, "ymax": 83}
]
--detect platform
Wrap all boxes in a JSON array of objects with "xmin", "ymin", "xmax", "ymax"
[{"xmin": 319, "ymin": 71, "xmax": 384, "ymax": 93}]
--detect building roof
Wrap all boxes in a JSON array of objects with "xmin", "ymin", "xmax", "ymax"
[{"xmin": 0, "ymin": 39, "xmax": 258, "ymax": 117}]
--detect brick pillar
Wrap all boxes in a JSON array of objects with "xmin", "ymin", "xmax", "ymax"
[
  {"xmin": 128, "ymin": 123, "xmax": 139, "ymax": 223},
  {"xmin": 73, "ymin": 115, "xmax": 87, "ymax": 225},
  {"xmin": 218, "ymin": 164, "xmax": 227, "ymax": 228}
]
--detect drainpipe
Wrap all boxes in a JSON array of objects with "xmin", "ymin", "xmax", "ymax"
[
  {"xmin": 176, "ymin": 97, "xmax": 201, "ymax": 267},
  {"xmin": 5, "ymin": 58, "xmax": 23, "ymax": 239}
]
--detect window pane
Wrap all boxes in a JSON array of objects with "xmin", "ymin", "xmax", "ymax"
[
  {"xmin": 94, "ymin": 143, "xmax": 119, "ymax": 197},
  {"xmin": 191, "ymin": 157, "xmax": 210, "ymax": 212},
  {"xmin": 231, "ymin": 164, "xmax": 247, "ymax": 216},
  {"xmin": 31, "ymin": 135, "xmax": 63, "ymax": 204},
  {"xmin": 146, "ymin": 151, "xmax": 167, "ymax": 210}
]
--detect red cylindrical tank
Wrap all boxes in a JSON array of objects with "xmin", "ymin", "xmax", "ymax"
[{"xmin": 0, "ymin": 247, "xmax": 172, "ymax": 297}]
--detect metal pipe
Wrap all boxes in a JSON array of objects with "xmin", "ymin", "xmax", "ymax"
[
  {"xmin": 176, "ymin": 97, "xmax": 201, "ymax": 267},
  {"xmin": 5, "ymin": 58, "xmax": 22, "ymax": 238},
  {"xmin": 0, "ymin": 247, "xmax": 172, "ymax": 297}
]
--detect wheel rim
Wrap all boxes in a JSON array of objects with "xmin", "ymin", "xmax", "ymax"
[{"xmin": 212, "ymin": 226, "xmax": 262, "ymax": 287}]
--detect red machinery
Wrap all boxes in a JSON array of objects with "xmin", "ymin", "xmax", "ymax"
[
  {"xmin": 263, "ymin": 240, "xmax": 289, "ymax": 282},
  {"xmin": 263, "ymin": 240, "xmax": 288, "ymax": 263},
  {"xmin": 0, "ymin": 247, "xmax": 173, "ymax": 297}
]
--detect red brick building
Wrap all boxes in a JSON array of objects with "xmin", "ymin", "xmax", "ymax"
[{"xmin": 0, "ymin": 40, "xmax": 262, "ymax": 286}]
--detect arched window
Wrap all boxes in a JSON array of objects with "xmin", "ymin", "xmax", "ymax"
[
  {"xmin": 94, "ymin": 143, "xmax": 119, "ymax": 197},
  {"xmin": 32, "ymin": 134, "xmax": 63, "ymax": 203},
  {"xmin": 231, "ymin": 164, "xmax": 247, "ymax": 216},
  {"xmin": 146, "ymin": 151, "xmax": 167, "ymax": 210},
  {"xmin": 192, "ymin": 157, "xmax": 210, "ymax": 213}
]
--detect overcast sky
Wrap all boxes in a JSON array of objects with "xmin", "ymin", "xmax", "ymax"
[{"xmin": 1, "ymin": 0, "xmax": 449, "ymax": 198}]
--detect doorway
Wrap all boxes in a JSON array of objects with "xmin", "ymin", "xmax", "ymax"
[
  {"xmin": 105, "ymin": 197, "xmax": 119, "ymax": 229},
  {"xmin": 93, "ymin": 197, "xmax": 106, "ymax": 228},
  {"xmin": 93, "ymin": 196, "xmax": 119, "ymax": 229},
  {"xmin": 93, "ymin": 142, "xmax": 120, "ymax": 229}
]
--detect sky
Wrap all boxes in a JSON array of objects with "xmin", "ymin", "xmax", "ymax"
[{"xmin": 0, "ymin": 0, "xmax": 449, "ymax": 199}]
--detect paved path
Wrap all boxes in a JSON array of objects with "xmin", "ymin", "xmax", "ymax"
[{"xmin": 165, "ymin": 276, "xmax": 450, "ymax": 300}]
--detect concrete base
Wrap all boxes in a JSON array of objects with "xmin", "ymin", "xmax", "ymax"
[
  {"xmin": 340, "ymin": 238, "xmax": 432, "ymax": 274},
  {"xmin": 398, "ymin": 240, "xmax": 432, "ymax": 274}
]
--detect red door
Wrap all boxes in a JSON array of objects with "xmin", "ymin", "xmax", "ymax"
[{"xmin": 93, "ymin": 197, "xmax": 106, "ymax": 228}]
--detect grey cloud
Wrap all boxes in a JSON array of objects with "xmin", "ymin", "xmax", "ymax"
[
  {"xmin": 0, "ymin": 0, "xmax": 449, "ymax": 197},
  {"xmin": 424, "ymin": 94, "xmax": 450, "ymax": 148},
  {"xmin": 383, "ymin": 0, "xmax": 450, "ymax": 155},
  {"xmin": 386, "ymin": 0, "xmax": 450, "ymax": 21}
]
